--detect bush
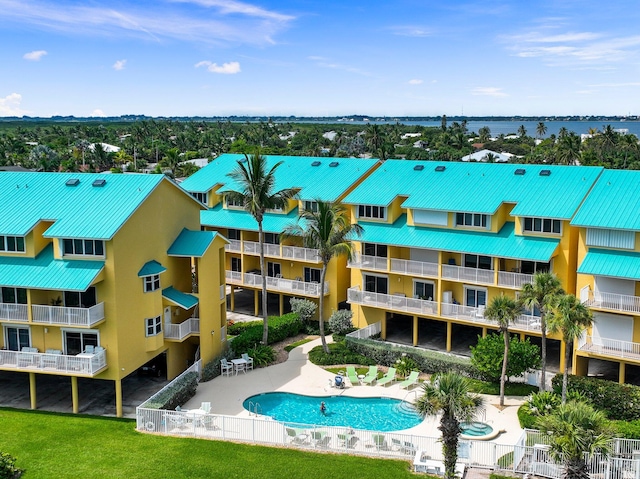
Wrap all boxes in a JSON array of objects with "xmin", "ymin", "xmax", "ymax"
[
  {"xmin": 517, "ymin": 391, "xmax": 561, "ymax": 429},
  {"xmin": 143, "ymin": 371, "xmax": 198, "ymax": 410},
  {"xmin": 201, "ymin": 349, "xmax": 231, "ymax": 382},
  {"xmin": 467, "ymin": 380, "xmax": 537, "ymax": 396},
  {"xmin": 470, "ymin": 333, "xmax": 541, "ymax": 382},
  {"xmin": 394, "ymin": 355, "xmax": 418, "ymax": 378},
  {"xmin": 551, "ymin": 374, "xmax": 640, "ymax": 420},
  {"xmin": 328, "ymin": 310, "xmax": 353, "ymax": 335},
  {"xmin": 0, "ymin": 452, "xmax": 23, "ymax": 479},
  {"xmin": 609, "ymin": 420, "xmax": 640, "ymax": 439},
  {"xmin": 290, "ymin": 298, "xmax": 317, "ymax": 322},
  {"xmin": 231, "ymin": 313, "xmax": 304, "ymax": 355},
  {"xmin": 517, "ymin": 404, "xmax": 537, "ymax": 429},
  {"xmin": 227, "ymin": 320, "xmax": 262, "ymax": 336},
  {"xmin": 247, "ymin": 344, "xmax": 275, "ymax": 366},
  {"xmin": 308, "ymin": 341, "xmax": 376, "ymax": 366}
]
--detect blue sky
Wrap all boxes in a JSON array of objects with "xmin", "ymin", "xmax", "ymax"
[{"xmin": 1, "ymin": 0, "xmax": 640, "ymax": 117}]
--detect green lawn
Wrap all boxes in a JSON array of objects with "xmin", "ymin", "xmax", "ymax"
[{"xmin": 0, "ymin": 408, "xmax": 417, "ymax": 479}]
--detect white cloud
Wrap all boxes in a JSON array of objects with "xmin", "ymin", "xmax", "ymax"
[
  {"xmin": 90, "ymin": 109, "xmax": 106, "ymax": 117},
  {"xmin": 0, "ymin": 93, "xmax": 27, "ymax": 116},
  {"xmin": 408, "ymin": 79, "xmax": 423, "ymax": 85},
  {"xmin": 170, "ymin": 0, "xmax": 294, "ymax": 22},
  {"xmin": 195, "ymin": 60, "xmax": 241, "ymax": 74},
  {"xmin": 472, "ymin": 87, "xmax": 508, "ymax": 97},
  {"xmin": 387, "ymin": 25, "xmax": 433, "ymax": 37},
  {"xmin": 113, "ymin": 59, "xmax": 126, "ymax": 71},
  {"xmin": 23, "ymin": 50, "xmax": 47, "ymax": 61},
  {"xmin": 308, "ymin": 57, "xmax": 371, "ymax": 77}
]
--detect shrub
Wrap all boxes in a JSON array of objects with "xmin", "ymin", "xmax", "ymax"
[
  {"xmin": 470, "ymin": 333, "xmax": 541, "ymax": 382},
  {"xmin": 468, "ymin": 380, "xmax": 537, "ymax": 396},
  {"xmin": 228, "ymin": 320, "xmax": 262, "ymax": 336},
  {"xmin": 247, "ymin": 344, "xmax": 275, "ymax": 366},
  {"xmin": 0, "ymin": 452, "xmax": 23, "ymax": 479},
  {"xmin": 328, "ymin": 309, "xmax": 353, "ymax": 335},
  {"xmin": 609, "ymin": 420, "xmax": 640, "ymax": 439},
  {"xmin": 290, "ymin": 298, "xmax": 317, "ymax": 322},
  {"xmin": 201, "ymin": 349, "xmax": 231, "ymax": 382},
  {"xmin": 231, "ymin": 313, "xmax": 304, "ymax": 355},
  {"xmin": 308, "ymin": 341, "xmax": 375, "ymax": 366},
  {"xmin": 395, "ymin": 355, "xmax": 418, "ymax": 378},
  {"xmin": 143, "ymin": 371, "xmax": 198, "ymax": 410},
  {"xmin": 517, "ymin": 391, "xmax": 561, "ymax": 428}
]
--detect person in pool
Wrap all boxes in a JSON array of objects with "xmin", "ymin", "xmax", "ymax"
[{"xmin": 320, "ymin": 401, "xmax": 326, "ymax": 415}]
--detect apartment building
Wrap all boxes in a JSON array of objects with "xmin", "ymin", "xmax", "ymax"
[
  {"xmin": 0, "ymin": 172, "xmax": 227, "ymax": 416},
  {"xmin": 180, "ymin": 154, "xmax": 379, "ymax": 320},
  {"xmin": 343, "ymin": 161, "xmax": 603, "ymax": 372}
]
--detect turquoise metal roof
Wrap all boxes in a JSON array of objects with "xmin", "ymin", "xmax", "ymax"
[
  {"xmin": 357, "ymin": 215, "xmax": 559, "ymax": 261},
  {"xmin": 0, "ymin": 172, "xmax": 172, "ymax": 239},
  {"xmin": 572, "ymin": 170, "xmax": 640, "ymax": 230},
  {"xmin": 168, "ymin": 229, "xmax": 222, "ymax": 257},
  {"xmin": 162, "ymin": 286, "xmax": 199, "ymax": 310},
  {"xmin": 180, "ymin": 154, "xmax": 379, "ymax": 202},
  {"xmin": 0, "ymin": 244, "xmax": 104, "ymax": 291},
  {"xmin": 201, "ymin": 204, "xmax": 305, "ymax": 234},
  {"xmin": 577, "ymin": 248, "xmax": 640, "ymax": 281},
  {"xmin": 137, "ymin": 260, "xmax": 167, "ymax": 277},
  {"xmin": 343, "ymin": 161, "xmax": 603, "ymax": 219}
]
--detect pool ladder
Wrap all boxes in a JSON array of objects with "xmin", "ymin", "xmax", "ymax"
[{"xmin": 248, "ymin": 401, "xmax": 262, "ymax": 416}]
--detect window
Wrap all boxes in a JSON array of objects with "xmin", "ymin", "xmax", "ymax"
[
  {"xmin": 143, "ymin": 275, "xmax": 161, "ymax": 292},
  {"xmin": 455, "ymin": 213, "xmax": 488, "ymax": 228},
  {"xmin": 64, "ymin": 330, "xmax": 98, "ymax": 355},
  {"xmin": 190, "ymin": 192, "xmax": 208, "ymax": 204},
  {"xmin": 465, "ymin": 287, "xmax": 487, "ymax": 308},
  {"xmin": 146, "ymin": 316, "xmax": 162, "ymax": 337},
  {"xmin": 5, "ymin": 326, "xmax": 30, "ymax": 351},
  {"xmin": 226, "ymin": 196, "xmax": 243, "ymax": 208},
  {"xmin": 62, "ymin": 239, "xmax": 105, "ymax": 256},
  {"xmin": 264, "ymin": 233, "xmax": 279, "ymax": 245},
  {"xmin": 227, "ymin": 229, "xmax": 241, "ymax": 240},
  {"xmin": 0, "ymin": 235, "xmax": 25, "ymax": 252},
  {"xmin": 364, "ymin": 274, "xmax": 388, "ymax": 294},
  {"xmin": 464, "ymin": 254, "xmax": 492, "ymax": 270},
  {"xmin": 414, "ymin": 281, "xmax": 434, "ymax": 300},
  {"xmin": 358, "ymin": 204, "xmax": 386, "ymax": 220},
  {"xmin": 267, "ymin": 262, "xmax": 281, "ymax": 277},
  {"xmin": 304, "ymin": 201, "xmax": 319, "ymax": 213},
  {"xmin": 304, "ymin": 267, "xmax": 321, "ymax": 283},
  {"xmin": 231, "ymin": 257, "xmax": 242, "ymax": 272},
  {"xmin": 520, "ymin": 261, "xmax": 550, "ymax": 275},
  {"xmin": 1, "ymin": 287, "xmax": 27, "ymax": 304},
  {"xmin": 363, "ymin": 243, "xmax": 387, "ymax": 257},
  {"xmin": 64, "ymin": 287, "xmax": 97, "ymax": 308},
  {"xmin": 523, "ymin": 217, "xmax": 561, "ymax": 234}
]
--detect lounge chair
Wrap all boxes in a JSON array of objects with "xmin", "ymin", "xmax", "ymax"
[
  {"xmin": 310, "ymin": 430, "xmax": 331, "ymax": 448},
  {"xmin": 371, "ymin": 433, "xmax": 389, "ymax": 450},
  {"xmin": 399, "ymin": 371, "xmax": 420, "ymax": 390},
  {"xmin": 346, "ymin": 366, "xmax": 360, "ymax": 386},
  {"xmin": 337, "ymin": 433, "xmax": 359, "ymax": 449},
  {"xmin": 361, "ymin": 365, "xmax": 378, "ymax": 385},
  {"xmin": 376, "ymin": 367, "xmax": 397, "ymax": 387},
  {"xmin": 285, "ymin": 427, "xmax": 308, "ymax": 445}
]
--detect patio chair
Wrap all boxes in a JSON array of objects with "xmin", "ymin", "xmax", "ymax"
[
  {"xmin": 220, "ymin": 358, "xmax": 233, "ymax": 377},
  {"xmin": 376, "ymin": 367, "xmax": 397, "ymax": 387},
  {"xmin": 310, "ymin": 430, "xmax": 331, "ymax": 448},
  {"xmin": 399, "ymin": 371, "xmax": 420, "ymax": 390},
  {"xmin": 285, "ymin": 427, "xmax": 308, "ymax": 445},
  {"xmin": 200, "ymin": 402, "xmax": 211, "ymax": 413},
  {"xmin": 346, "ymin": 366, "xmax": 360, "ymax": 386},
  {"xmin": 84, "ymin": 345, "xmax": 95, "ymax": 354},
  {"xmin": 403, "ymin": 441, "xmax": 417, "ymax": 456},
  {"xmin": 361, "ymin": 365, "xmax": 378, "ymax": 385},
  {"xmin": 371, "ymin": 434, "xmax": 389, "ymax": 451},
  {"xmin": 337, "ymin": 433, "xmax": 359, "ymax": 449},
  {"xmin": 241, "ymin": 353, "xmax": 254, "ymax": 371}
]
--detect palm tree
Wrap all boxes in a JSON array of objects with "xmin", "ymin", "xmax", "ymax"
[
  {"xmin": 482, "ymin": 152, "xmax": 499, "ymax": 163},
  {"xmin": 519, "ymin": 272, "xmax": 564, "ymax": 391},
  {"xmin": 365, "ymin": 124, "xmax": 386, "ymax": 160},
  {"xmin": 282, "ymin": 201, "xmax": 363, "ymax": 353},
  {"xmin": 221, "ymin": 152, "xmax": 298, "ymax": 345},
  {"xmin": 517, "ymin": 125, "xmax": 527, "ymax": 138},
  {"xmin": 415, "ymin": 372, "xmax": 484, "ymax": 479},
  {"xmin": 478, "ymin": 126, "xmax": 491, "ymax": 143},
  {"xmin": 547, "ymin": 294, "xmax": 593, "ymax": 403},
  {"xmin": 161, "ymin": 148, "xmax": 181, "ymax": 177},
  {"xmin": 536, "ymin": 401, "xmax": 613, "ymax": 479},
  {"xmin": 558, "ymin": 127, "xmax": 569, "ymax": 139},
  {"xmin": 484, "ymin": 295, "xmax": 522, "ymax": 407},
  {"xmin": 536, "ymin": 122, "xmax": 548, "ymax": 139},
  {"xmin": 556, "ymin": 132, "xmax": 582, "ymax": 165}
]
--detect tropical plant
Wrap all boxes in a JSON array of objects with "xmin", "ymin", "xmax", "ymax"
[
  {"xmin": 282, "ymin": 200, "xmax": 362, "ymax": 353},
  {"xmin": 415, "ymin": 372, "xmax": 484, "ymax": 479},
  {"xmin": 522, "ymin": 390, "xmax": 561, "ymax": 419},
  {"xmin": 28, "ymin": 144, "xmax": 59, "ymax": 171},
  {"xmin": 519, "ymin": 272, "xmax": 564, "ymax": 391},
  {"xmin": 536, "ymin": 121, "xmax": 547, "ymax": 139},
  {"xmin": 478, "ymin": 126, "xmax": 491, "ymax": 143},
  {"xmin": 484, "ymin": 295, "xmax": 521, "ymax": 407},
  {"xmin": 395, "ymin": 354, "xmax": 418, "ymax": 378},
  {"xmin": 0, "ymin": 451, "xmax": 23, "ymax": 479},
  {"xmin": 536, "ymin": 401, "xmax": 613, "ymax": 479},
  {"xmin": 364, "ymin": 124, "xmax": 387, "ymax": 160},
  {"xmin": 221, "ymin": 152, "xmax": 298, "ymax": 345},
  {"xmin": 470, "ymin": 334, "xmax": 540, "ymax": 384},
  {"xmin": 290, "ymin": 298, "xmax": 317, "ymax": 323},
  {"xmin": 517, "ymin": 125, "xmax": 527, "ymax": 138},
  {"xmin": 328, "ymin": 309, "xmax": 354, "ymax": 335},
  {"xmin": 547, "ymin": 294, "xmax": 593, "ymax": 403},
  {"xmin": 246, "ymin": 344, "xmax": 276, "ymax": 366}
]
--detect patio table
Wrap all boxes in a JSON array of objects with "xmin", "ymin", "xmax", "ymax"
[{"xmin": 231, "ymin": 358, "xmax": 247, "ymax": 375}]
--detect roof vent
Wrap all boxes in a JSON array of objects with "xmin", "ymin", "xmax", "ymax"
[
  {"xmin": 435, "ymin": 165, "xmax": 446, "ymax": 172},
  {"xmin": 311, "ymin": 161, "xmax": 321, "ymax": 167},
  {"xmin": 539, "ymin": 169, "xmax": 551, "ymax": 176},
  {"xmin": 514, "ymin": 168, "xmax": 526, "ymax": 176},
  {"xmin": 329, "ymin": 161, "xmax": 339, "ymax": 167},
  {"xmin": 92, "ymin": 179, "xmax": 107, "ymax": 187},
  {"xmin": 413, "ymin": 164, "xmax": 424, "ymax": 171},
  {"xmin": 65, "ymin": 178, "xmax": 80, "ymax": 186}
]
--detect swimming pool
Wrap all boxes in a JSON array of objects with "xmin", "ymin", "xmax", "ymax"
[{"xmin": 243, "ymin": 392, "xmax": 422, "ymax": 431}]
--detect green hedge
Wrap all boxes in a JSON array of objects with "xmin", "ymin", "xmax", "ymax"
[
  {"xmin": 609, "ymin": 420, "xmax": 640, "ymax": 439},
  {"xmin": 230, "ymin": 313, "xmax": 304, "ymax": 355},
  {"xmin": 551, "ymin": 374, "xmax": 640, "ymax": 421},
  {"xmin": 345, "ymin": 337, "xmax": 481, "ymax": 378},
  {"xmin": 517, "ymin": 404, "xmax": 537, "ymax": 429},
  {"xmin": 143, "ymin": 371, "xmax": 198, "ymax": 410},
  {"xmin": 227, "ymin": 320, "xmax": 262, "ymax": 336},
  {"xmin": 308, "ymin": 341, "xmax": 376, "ymax": 366}
]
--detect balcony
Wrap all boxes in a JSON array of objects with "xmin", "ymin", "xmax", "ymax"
[
  {"xmin": 226, "ymin": 271, "xmax": 329, "ymax": 297},
  {"xmin": 347, "ymin": 287, "xmax": 437, "ymax": 316},
  {"xmin": 240, "ymin": 241, "xmax": 321, "ymax": 263},
  {"xmin": 440, "ymin": 303, "xmax": 492, "ymax": 324},
  {"xmin": 442, "ymin": 265, "xmax": 494, "ymax": 286},
  {"xmin": 580, "ymin": 286, "xmax": 640, "ymax": 315},
  {"xmin": 225, "ymin": 239, "xmax": 241, "ymax": 252},
  {"xmin": 498, "ymin": 271, "xmax": 534, "ymax": 289},
  {"xmin": 0, "ymin": 348, "xmax": 107, "ymax": 376},
  {"xmin": 31, "ymin": 303, "xmax": 105, "ymax": 327},
  {"xmin": 347, "ymin": 253, "xmax": 388, "ymax": 272},
  {"xmin": 578, "ymin": 334, "xmax": 640, "ymax": 361},
  {"xmin": 165, "ymin": 318, "xmax": 200, "ymax": 341},
  {"xmin": 0, "ymin": 303, "xmax": 29, "ymax": 322},
  {"xmin": 390, "ymin": 258, "xmax": 438, "ymax": 278}
]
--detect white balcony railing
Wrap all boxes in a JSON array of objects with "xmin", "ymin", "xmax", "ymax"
[
  {"xmin": 31, "ymin": 302, "xmax": 105, "ymax": 327},
  {"xmin": 440, "ymin": 303, "xmax": 491, "ymax": 325},
  {"xmin": 511, "ymin": 313, "xmax": 542, "ymax": 333},
  {"xmin": 390, "ymin": 258, "xmax": 438, "ymax": 278},
  {"xmin": 0, "ymin": 348, "xmax": 107, "ymax": 376},
  {"xmin": 442, "ymin": 265, "xmax": 494, "ymax": 285},
  {"xmin": 225, "ymin": 239, "xmax": 241, "ymax": 252},
  {"xmin": 578, "ymin": 334, "xmax": 640, "ymax": 360},
  {"xmin": 243, "ymin": 241, "xmax": 281, "ymax": 257},
  {"xmin": 239, "ymin": 241, "xmax": 321, "ymax": 263},
  {"xmin": 347, "ymin": 287, "xmax": 438, "ymax": 316},
  {"xmin": 225, "ymin": 270, "xmax": 243, "ymax": 284},
  {"xmin": 165, "ymin": 318, "xmax": 200, "ymax": 341},
  {"xmin": 581, "ymin": 286, "xmax": 640, "ymax": 314},
  {"xmin": 498, "ymin": 271, "xmax": 534, "ymax": 289},
  {"xmin": 0, "ymin": 303, "xmax": 29, "ymax": 322},
  {"xmin": 240, "ymin": 272, "xmax": 329, "ymax": 297},
  {"xmin": 282, "ymin": 245, "xmax": 320, "ymax": 262},
  {"xmin": 348, "ymin": 253, "xmax": 388, "ymax": 272}
]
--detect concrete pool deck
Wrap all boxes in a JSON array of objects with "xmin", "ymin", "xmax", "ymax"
[{"xmin": 184, "ymin": 337, "xmax": 526, "ymax": 445}]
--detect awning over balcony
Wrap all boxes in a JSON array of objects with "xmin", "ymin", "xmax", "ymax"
[
  {"xmin": 200, "ymin": 204, "xmax": 306, "ymax": 234},
  {"xmin": 0, "ymin": 244, "xmax": 104, "ymax": 291},
  {"xmin": 577, "ymin": 248, "xmax": 640, "ymax": 281},
  {"xmin": 162, "ymin": 286, "xmax": 198, "ymax": 310},
  {"xmin": 356, "ymin": 216, "xmax": 559, "ymax": 262},
  {"xmin": 137, "ymin": 260, "xmax": 166, "ymax": 277},
  {"xmin": 168, "ymin": 228, "xmax": 224, "ymax": 257}
]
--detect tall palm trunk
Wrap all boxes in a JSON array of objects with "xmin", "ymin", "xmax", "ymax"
[
  {"xmin": 318, "ymin": 263, "xmax": 329, "ymax": 354},
  {"xmin": 562, "ymin": 340, "xmax": 572, "ymax": 404},
  {"xmin": 439, "ymin": 415, "xmax": 460, "ymax": 479},
  {"xmin": 540, "ymin": 313, "xmax": 547, "ymax": 391},
  {"xmin": 500, "ymin": 330, "xmax": 509, "ymax": 407},
  {"xmin": 258, "ymin": 221, "xmax": 269, "ymax": 345}
]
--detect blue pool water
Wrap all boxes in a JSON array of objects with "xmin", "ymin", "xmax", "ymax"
[
  {"xmin": 460, "ymin": 421, "xmax": 494, "ymax": 436},
  {"xmin": 243, "ymin": 392, "xmax": 422, "ymax": 431}
]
